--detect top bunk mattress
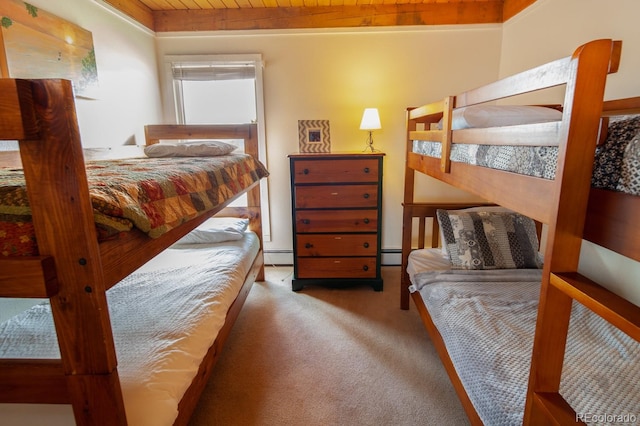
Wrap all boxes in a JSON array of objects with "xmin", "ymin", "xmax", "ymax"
[
  {"xmin": 0, "ymin": 228, "xmax": 260, "ymax": 426},
  {"xmin": 0, "ymin": 154, "xmax": 269, "ymax": 256},
  {"xmin": 412, "ymin": 113, "xmax": 640, "ymax": 195}
]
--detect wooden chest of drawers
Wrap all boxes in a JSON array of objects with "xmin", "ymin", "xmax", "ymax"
[{"xmin": 289, "ymin": 152, "xmax": 384, "ymax": 291}]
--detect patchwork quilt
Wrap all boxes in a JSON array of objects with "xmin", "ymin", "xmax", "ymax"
[{"xmin": 0, "ymin": 154, "xmax": 269, "ymax": 256}]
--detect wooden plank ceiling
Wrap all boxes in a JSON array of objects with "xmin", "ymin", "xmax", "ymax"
[{"xmin": 101, "ymin": 0, "xmax": 537, "ymax": 32}]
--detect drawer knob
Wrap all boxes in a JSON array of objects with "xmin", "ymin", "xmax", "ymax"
[
  {"xmin": 302, "ymin": 219, "xmax": 310, "ymax": 225},
  {"xmin": 363, "ymin": 242, "xmax": 369, "ymax": 248},
  {"xmin": 363, "ymin": 218, "xmax": 370, "ymax": 224},
  {"xmin": 364, "ymin": 167, "xmax": 370, "ymax": 173},
  {"xmin": 305, "ymin": 243, "xmax": 313, "ymax": 249},
  {"xmin": 363, "ymin": 193, "xmax": 370, "ymax": 199},
  {"xmin": 363, "ymin": 265, "xmax": 369, "ymax": 271},
  {"xmin": 303, "ymin": 168, "xmax": 310, "ymax": 175}
]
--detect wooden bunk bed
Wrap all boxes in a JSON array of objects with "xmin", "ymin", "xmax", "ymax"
[
  {"xmin": 0, "ymin": 78, "xmax": 268, "ymax": 425},
  {"xmin": 401, "ymin": 39, "xmax": 640, "ymax": 424}
]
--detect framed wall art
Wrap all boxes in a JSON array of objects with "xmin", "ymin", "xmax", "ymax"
[
  {"xmin": 298, "ymin": 120, "xmax": 331, "ymax": 153},
  {"xmin": 0, "ymin": 0, "xmax": 99, "ymax": 98}
]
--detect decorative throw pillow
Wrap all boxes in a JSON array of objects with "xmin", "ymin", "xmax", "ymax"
[
  {"xmin": 438, "ymin": 206, "xmax": 513, "ymax": 256},
  {"xmin": 437, "ymin": 208, "xmax": 541, "ymax": 270},
  {"xmin": 592, "ymin": 115, "xmax": 640, "ymax": 195},
  {"xmin": 144, "ymin": 141, "xmax": 236, "ymax": 158},
  {"xmin": 173, "ymin": 217, "xmax": 249, "ymax": 245}
]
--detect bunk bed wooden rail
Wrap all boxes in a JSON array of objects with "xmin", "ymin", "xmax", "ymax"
[
  {"xmin": 0, "ymin": 78, "xmax": 266, "ymax": 425},
  {"xmin": 405, "ymin": 39, "xmax": 622, "ymax": 226}
]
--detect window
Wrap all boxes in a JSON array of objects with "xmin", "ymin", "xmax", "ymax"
[{"xmin": 163, "ymin": 54, "xmax": 270, "ymax": 241}]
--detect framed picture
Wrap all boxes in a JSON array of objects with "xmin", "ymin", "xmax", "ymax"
[
  {"xmin": 0, "ymin": 0, "xmax": 99, "ymax": 98},
  {"xmin": 298, "ymin": 120, "xmax": 331, "ymax": 153}
]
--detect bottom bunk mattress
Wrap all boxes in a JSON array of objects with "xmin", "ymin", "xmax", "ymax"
[
  {"xmin": 0, "ymin": 227, "xmax": 260, "ymax": 426},
  {"xmin": 408, "ymin": 252, "xmax": 640, "ymax": 426}
]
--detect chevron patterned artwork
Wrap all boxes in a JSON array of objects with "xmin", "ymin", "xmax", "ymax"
[{"xmin": 298, "ymin": 120, "xmax": 331, "ymax": 153}]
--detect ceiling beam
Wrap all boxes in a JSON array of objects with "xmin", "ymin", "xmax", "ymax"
[
  {"xmin": 101, "ymin": 0, "xmax": 155, "ymax": 31},
  {"xmin": 152, "ymin": 2, "xmax": 507, "ymax": 32},
  {"xmin": 503, "ymin": 0, "xmax": 537, "ymax": 21},
  {"xmin": 100, "ymin": 0, "xmax": 538, "ymax": 33}
]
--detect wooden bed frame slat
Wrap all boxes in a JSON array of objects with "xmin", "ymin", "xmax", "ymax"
[
  {"xmin": 551, "ymin": 272, "xmax": 640, "ymax": 341},
  {"xmin": 411, "ymin": 121, "xmax": 562, "ymax": 147}
]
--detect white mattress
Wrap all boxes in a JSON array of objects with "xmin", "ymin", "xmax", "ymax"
[
  {"xmin": 0, "ymin": 231, "xmax": 259, "ymax": 426},
  {"xmin": 408, "ymin": 265, "xmax": 640, "ymax": 425}
]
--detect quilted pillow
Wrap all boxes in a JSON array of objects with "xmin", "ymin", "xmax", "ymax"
[
  {"xmin": 437, "ymin": 208, "xmax": 541, "ymax": 270},
  {"xmin": 591, "ymin": 115, "xmax": 640, "ymax": 195},
  {"xmin": 173, "ymin": 217, "xmax": 249, "ymax": 245},
  {"xmin": 438, "ymin": 206, "xmax": 513, "ymax": 256},
  {"xmin": 144, "ymin": 141, "xmax": 236, "ymax": 158}
]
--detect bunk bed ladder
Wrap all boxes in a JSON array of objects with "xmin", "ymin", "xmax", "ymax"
[
  {"xmin": 0, "ymin": 78, "xmax": 128, "ymax": 425},
  {"xmin": 524, "ymin": 39, "xmax": 629, "ymax": 425},
  {"xmin": 530, "ymin": 272, "xmax": 640, "ymax": 424}
]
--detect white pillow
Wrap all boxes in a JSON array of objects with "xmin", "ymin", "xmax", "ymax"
[
  {"xmin": 439, "ymin": 105, "xmax": 562, "ymax": 130},
  {"xmin": 144, "ymin": 141, "xmax": 236, "ymax": 158},
  {"xmin": 173, "ymin": 217, "xmax": 249, "ymax": 245}
]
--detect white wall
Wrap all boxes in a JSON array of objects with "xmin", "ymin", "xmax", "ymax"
[
  {"xmin": 500, "ymin": 0, "xmax": 640, "ymax": 306},
  {"xmin": 14, "ymin": 0, "xmax": 163, "ymax": 148},
  {"xmin": 156, "ymin": 27, "xmax": 503, "ymax": 263}
]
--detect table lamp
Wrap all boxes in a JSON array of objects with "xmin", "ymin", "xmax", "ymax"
[{"xmin": 359, "ymin": 108, "xmax": 381, "ymax": 152}]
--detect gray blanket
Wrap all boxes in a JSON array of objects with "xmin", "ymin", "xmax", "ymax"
[{"xmin": 411, "ymin": 269, "xmax": 639, "ymax": 425}]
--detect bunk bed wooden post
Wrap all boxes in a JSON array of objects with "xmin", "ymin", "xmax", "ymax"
[
  {"xmin": 14, "ymin": 79, "xmax": 127, "ymax": 424},
  {"xmin": 401, "ymin": 108, "xmax": 418, "ymax": 310},
  {"xmin": 521, "ymin": 39, "xmax": 622, "ymax": 424}
]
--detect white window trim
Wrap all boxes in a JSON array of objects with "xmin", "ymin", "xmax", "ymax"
[{"xmin": 162, "ymin": 54, "xmax": 271, "ymax": 242}]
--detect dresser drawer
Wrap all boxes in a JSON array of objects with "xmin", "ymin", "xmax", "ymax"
[
  {"xmin": 296, "ymin": 257, "xmax": 377, "ymax": 279},
  {"xmin": 296, "ymin": 234, "xmax": 378, "ymax": 257},
  {"xmin": 292, "ymin": 158, "xmax": 379, "ymax": 184},
  {"xmin": 294, "ymin": 184, "xmax": 378, "ymax": 209},
  {"xmin": 295, "ymin": 210, "xmax": 378, "ymax": 233}
]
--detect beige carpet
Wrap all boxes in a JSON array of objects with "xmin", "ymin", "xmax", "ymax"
[{"xmin": 189, "ymin": 266, "xmax": 469, "ymax": 426}]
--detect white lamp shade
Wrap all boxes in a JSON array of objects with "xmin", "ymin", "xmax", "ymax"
[{"xmin": 359, "ymin": 108, "xmax": 381, "ymax": 131}]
